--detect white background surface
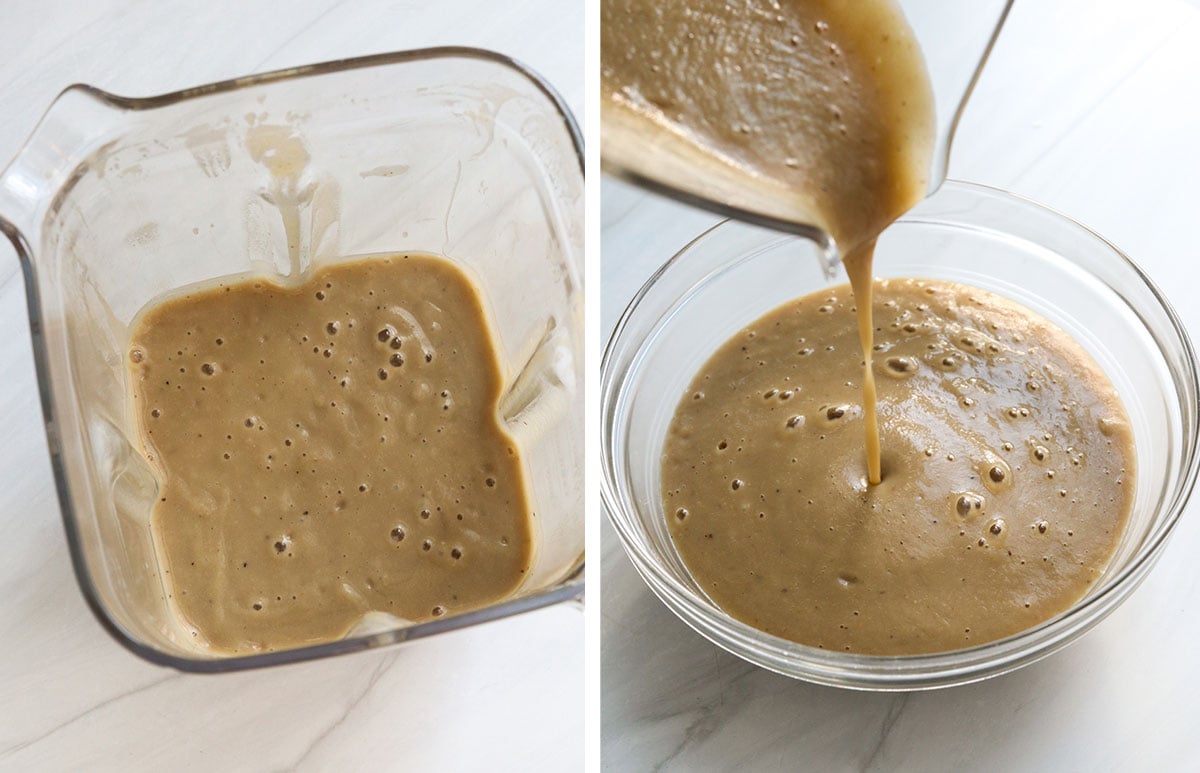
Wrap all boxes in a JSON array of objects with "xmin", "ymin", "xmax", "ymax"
[
  {"xmin": 602, "ymin": 0, "xmax": 1200, "ymax": 769},
  {"xmin": 0, "ymin": 2, "xmax": 582, "ymax": 771}
]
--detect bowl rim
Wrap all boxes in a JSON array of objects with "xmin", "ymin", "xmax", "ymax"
[
  {"xmin": 0, "ymin": 46, "xmax": 585, "ymax": 673},
  {"xmin": 599, "ymin": 179, "xmax": 1199, "ymax": 689}
]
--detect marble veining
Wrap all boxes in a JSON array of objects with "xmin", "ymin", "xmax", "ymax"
[{"xmin": 274, "ymin": 651, "xmax": 400, "ymax": 772}]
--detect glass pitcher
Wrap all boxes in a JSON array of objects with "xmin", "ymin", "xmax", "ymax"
[
  {"xmin": 601, "ymin": 0, "xmax": 1014, "ymax": 276},
  {"xmin": 0, "ymin": 48, "xmax": 584, "ymax": 671}
]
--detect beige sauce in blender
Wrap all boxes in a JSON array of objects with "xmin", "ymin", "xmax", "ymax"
[
  {"xmin": 603, "ymin": 0, "xmax": 1138, "ymax": 652},
  {"xmin": 128, "ymin": 254, "xmax": 533, "ymax": 653}
]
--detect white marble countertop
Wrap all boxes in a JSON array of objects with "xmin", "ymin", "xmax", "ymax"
[
  {"xmin": 602, "ymin": 0, "xmax": 1200, "ymax": 769},
  {"xmin": 0, "ymin": 2, "xmax": 581, "ymax": 770}
]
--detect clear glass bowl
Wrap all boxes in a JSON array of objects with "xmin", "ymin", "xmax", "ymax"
[
  {"xmin": 600, "ymin": 181, "xmax": 1198, "ymax": 690},
  {"xmin": 0, "ymin": 48, "xmax": 584, "ymax": 671}
]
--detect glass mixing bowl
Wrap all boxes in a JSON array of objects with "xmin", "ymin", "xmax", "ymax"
[
  {"xmin": 600, "ymin": 181, "xmax": 1198, "ymax": 690},
  {"xmin": 0, "ymin": 48, "xmax": 583, "ymax": 671}
]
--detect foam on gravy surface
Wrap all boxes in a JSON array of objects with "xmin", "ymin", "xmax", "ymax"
[
  {"xmin": 663, "ymin": 280, "xmax": 1134, "ymax": 654},
  {"xmin": 128, "ymin": 254, "xmax": 532, "ymax": 653}
]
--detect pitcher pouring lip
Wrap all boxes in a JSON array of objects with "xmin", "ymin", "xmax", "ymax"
[{"xmin": 0, "ymin": 86, "xmax": 129, "ymax": 247}]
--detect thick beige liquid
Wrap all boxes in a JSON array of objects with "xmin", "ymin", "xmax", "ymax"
[
  {"xmin": 128, "ymin": 254, "xmax": 533, "ymax": 653},
  {"xmin": 604, "ymin": 0, "xmax": 1139, "ymax": 653},
  {"xmin": 601, "ymin": 0, "xmax": 935, "ymax": 251},
  {"xmin": 603, "ymin": 0, "xmax": 935, "ymax": 481},
  {"xmin": 663, "ymin": 280, "xmax": 1135, "ymax": 654}
]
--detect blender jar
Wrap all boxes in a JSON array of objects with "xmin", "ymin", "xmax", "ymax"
[{"xmin": 0, "ymin": 48, "xmax": 584, "ymax": 671}]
